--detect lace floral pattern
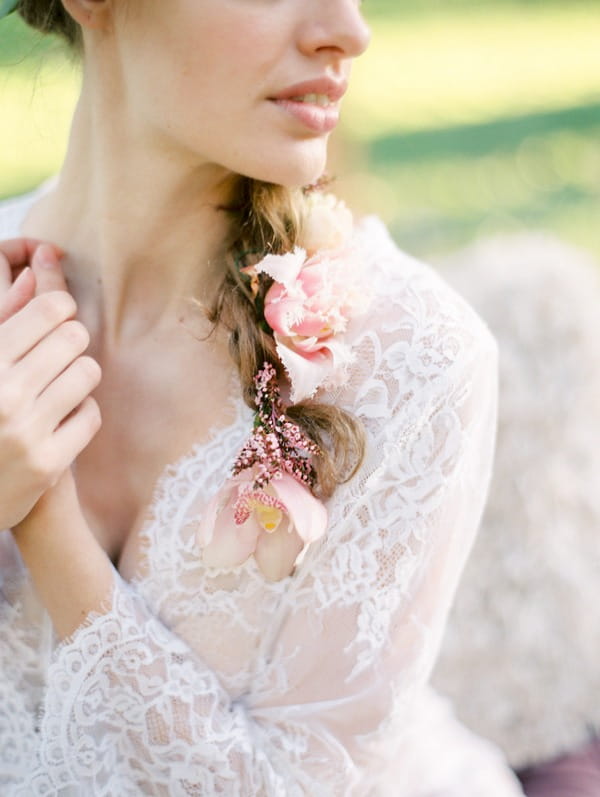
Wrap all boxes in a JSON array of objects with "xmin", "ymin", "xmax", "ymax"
[{"xmin": 0, "ymin": 192, "xmax": 523, "ymax": 795}]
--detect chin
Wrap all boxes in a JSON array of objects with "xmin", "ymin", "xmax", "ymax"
[{"xmin": 242, "ymin": 140, "xmax": 329, "ymax": 188}]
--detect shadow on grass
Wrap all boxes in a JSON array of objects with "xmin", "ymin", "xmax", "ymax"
[
  {"xmin": 370, "ymin": 100, "xmax": 600, "ymax": 164},
  {"xmin": 390, "ymin": 182, "xmax": 594, "ymax": 254}
]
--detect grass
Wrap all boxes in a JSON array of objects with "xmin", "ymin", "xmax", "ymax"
[
  {"xmin": 0, "ymin": 15, "xmax": 78, "ymax": 196},
  {"xmin": 338, "ymin": 2, "xmax": 600, "ymax": 257},
  {"xmin": 336, "ymin": 125, "xmax": 599, "ymax": 258},
  {"xmin": 334, "ymin": 102, "xmax": 600, "ymax": 257},
  {"xmin": 0, "ymin": 4, "xmax": 598, "ymax": 259},
  {"xmin": 346, "ymin": 4, "xmax": 600, "ymax": 137},
  {"xmin": 0, "ymin": 61, "xmax": 79, "ymax": 197}
]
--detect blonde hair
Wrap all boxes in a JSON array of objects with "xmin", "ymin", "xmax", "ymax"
[
  {"xmin": 214, "ymin": 177, "xmax": 366, "ymax": 497},
  {"xmin": 18, "ymin": 4, "xmax": 366, "ymax": 499}
]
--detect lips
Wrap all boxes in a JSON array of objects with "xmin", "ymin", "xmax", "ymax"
[
  {"xmin": 269, "ymin": 77, "xmax": 348, "ymax": 104},
  {"xmin": 268, "ymin": 78, "xmax": 348, "ymax": 133}
]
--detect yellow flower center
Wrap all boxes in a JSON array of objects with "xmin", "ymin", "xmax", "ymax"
[{"xmin": 251, "ymin": 501, "xmax": 283, "ymax": 534}]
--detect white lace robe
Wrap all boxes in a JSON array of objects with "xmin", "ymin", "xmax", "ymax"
[{"xmin": 0, "ymin": 189, "xmax": 524, "ymax": 796}]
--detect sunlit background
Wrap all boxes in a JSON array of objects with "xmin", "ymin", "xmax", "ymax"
[{"xmin": 1, "ymin": 0, "xmax": 599, "ymax": 259}]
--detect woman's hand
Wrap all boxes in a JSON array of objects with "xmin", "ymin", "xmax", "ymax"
[
  {"xmin": 0, "ymin": 239, "xmax": 102, "ymax": 530},
  {"xmin": 1, "ymin": 239, "xmax": 112, "ymax": 640},
  {"xmin": 0, "ymin": 237, "xmax": 64, "ymax": 319}
]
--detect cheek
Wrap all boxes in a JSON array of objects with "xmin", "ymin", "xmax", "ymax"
[
  {"xmin": 126, "ymin": 1, "xmax": 294, "ymax": 128},
  {"xmin": 178, "ymin": 4, "xmax": 280, "ymax": 85},
  {"xmin": 165, "ymin": 36, "xmax": 274, "ymax": 130},
  {"xmin": 120, "ymin": 3, "xmax": 328, "ymax": 183}
]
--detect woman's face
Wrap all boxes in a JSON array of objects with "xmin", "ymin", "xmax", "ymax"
[{"xmin": 109, "ymin": 0, "xmax": 370, "ymax": 187}]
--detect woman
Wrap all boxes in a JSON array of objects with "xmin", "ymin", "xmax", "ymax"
[{"xmin": 0, "ymin": 0, "xmax": 524, "ymax": 794}]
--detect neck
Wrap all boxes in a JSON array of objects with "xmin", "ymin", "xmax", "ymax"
[{"xmin": 23, "ymin": 73, "xmax": 240, "ymax": 347}]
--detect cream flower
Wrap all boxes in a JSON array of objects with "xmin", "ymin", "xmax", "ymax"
[
  {"xmin": 197, "ymin": 468, "xmax": 327, "ymax": 582},
  {"xmin": 301, "ymin": 193, "xmax": 354, "ymax": 255}
]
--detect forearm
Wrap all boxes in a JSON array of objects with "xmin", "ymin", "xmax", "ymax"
[{"xmin": 12, "ymin": 474, "xmax": 113, "ymax": 640}]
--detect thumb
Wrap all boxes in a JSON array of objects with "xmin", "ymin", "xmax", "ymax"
[{"xmin": 31, "ymin": 243, "xmax": 69, "ymax": 295}]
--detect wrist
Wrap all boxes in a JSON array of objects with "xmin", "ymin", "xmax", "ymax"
[
  {"xmin": 13, "ymin": 469, "xmax": 81, "ymax": 538},
  {"xmin": 11, "ymin": 470, "xmax": 114, "ymax": 640}
]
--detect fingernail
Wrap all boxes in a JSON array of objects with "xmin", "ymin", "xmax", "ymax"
[{"xmin": 35, "ymin": 244, "xmax": 57, "ymax": 269}]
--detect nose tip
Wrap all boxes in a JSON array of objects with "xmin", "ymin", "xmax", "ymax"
[
  {"xmin": 352, "ymin": 16, "xmax": 371, "ymax": 58},
  {"xmin": 338, "ymin": 10, "xmax": 371, "ymax": 59},
  {"xmin": 300, "ymin": 1, "xmax": 372, "ymax": 61},
  {"xmin": 355, "ymin": 6, "xmax": 372, "ymax": 54}
]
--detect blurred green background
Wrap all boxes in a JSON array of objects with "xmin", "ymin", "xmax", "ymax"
[{"xmin": 1, "ymin": 0, "xmax": 599, "ymax": 259}]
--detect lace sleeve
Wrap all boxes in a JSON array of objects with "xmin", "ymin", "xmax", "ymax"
[{"xmin": 21, "ymin": 223, "xmax": 522, "ymax": 796}]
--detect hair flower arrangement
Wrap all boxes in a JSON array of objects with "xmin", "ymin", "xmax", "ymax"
[
  {"xmin": 197, "ymin": 193, "xmax": 371, "ymax": 581},
  {"xmin": 301, "ymin": 190, "xmax": 355, "ymax": 254},
  {"xmin": 197, "ymin": 363, "xmax": 327, "ymax": 581},
  {"xmin": 243, "ymin": 194, "xmax": 372, "ymax": 403}
]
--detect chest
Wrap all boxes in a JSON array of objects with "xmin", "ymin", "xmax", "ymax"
[
  {"xmin": 80, "ymin": 387, "xmax": 281, "ymax": 699},
  {"xmin": 73, "ymin": 335, "xmax": 240, "ymax": 571}
]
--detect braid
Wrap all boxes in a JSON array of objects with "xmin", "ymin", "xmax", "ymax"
[{"xmin": 208, "ymin": 177, "xmax": 366, "ymax": 499}]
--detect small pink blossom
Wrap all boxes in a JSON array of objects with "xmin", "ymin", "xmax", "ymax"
[
  {"xmin": 197, "ymin": 468, "xmax": 327, "ymax": 582},
  {"xmin": 254, "ymin": 247, "xmax": 371, "ymax": 402},
  {"xmin": 231, "ymin": 362, "xmax": 320, "ymax": 490}
]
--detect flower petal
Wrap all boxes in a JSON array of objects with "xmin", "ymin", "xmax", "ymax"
[
  {"xmin": 274, "ymin": 332, "xmax": 355, "ymax": 402},
  {"xmin": 254, "ymin": 248, "xmax": 306, "ymax": 289},
  {"xmin": 318, "ymin": 336, "xmax": 355, "ymax": 373},
  {"xmin": 198, "ymin": 485, "xmax": 261, "ymax": 569},
  {"xmin": 302, "ymin": 194, "xmax": 354, "ymax": 254},
  {"xmin": 202, "ymin": 518, "xmax": 261, "ymax": 570},
  {"xmin": 274, "ymin": 335, "xmax": 333, "ymax": 402},
  {"xmin": 271, "ymin": 472, "xmax": 328, "ymax": 544},
  {"xmin": 264, "ymin": 294, "xmax": 307, "ymax": 336},
  {"xmin": 296, "ymin": 262, "xmax": 326, "ymax": 295},
  {"xmin": 253, "ymin": 521, "xmax": 305, "ymax": 582},
  {"xmin": 291, "ymin": 312, "xmax": 331, "ymax": 339}
]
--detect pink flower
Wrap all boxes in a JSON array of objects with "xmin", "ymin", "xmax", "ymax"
[
  {"xmin": 254, "ymin": 246, "xmax": 370, "ymax": 402},
  {"xmin": 197, "ymin": 468, "xmax": 327, "ymax": 581}
]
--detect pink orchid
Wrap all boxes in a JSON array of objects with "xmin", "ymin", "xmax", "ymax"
[
  {"xmin": 254, "ymin": 247, "xmax": 370, "ymax": 402},
  {"xmin": 197, "ymin": 468, "xmax": 327, "ymax": 582}
]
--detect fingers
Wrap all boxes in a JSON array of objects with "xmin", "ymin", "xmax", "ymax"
[
  {"xmin": 0, "ymin": 238, "xmax": 63, "ymax": 266},
  {"xmin": 0, "ymin": 239, "xmax": 101, "ymax": 520},
  {"xmin": 0, "ymin": 238, "xmax": 51, "ymax": 271},
  {"xmin": 37, "ymin": 355, "xmax": 102, "ymax": 432},
  {"xmin": 0, "ymin": 238, "xmax": 64, "ymax": 288},
  {"xmin": 12, "ymin": 318, "xmax": 91, "ymax": 398},
  {"xmin": 0, "ymin": 291, "xmax": 77, "ymax": 364},
  {"xmin": 31, "ymin": 243, "xmax": 69, "ymax": 295},
  {"xmin": 0, "ymin": 267, "xmax": 36, "ymax": 324},
  {"xmin": 0, "ymin": 239, "xmax": 67, "ymax": 324},
  {"xmin": 52, "ymin": 396, "xmax": 102, "ymax": 472}
]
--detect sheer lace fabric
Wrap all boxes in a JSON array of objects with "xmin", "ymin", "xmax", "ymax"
[{"xmin": 0, "ymin": 191, "xmax": 523, "ymax": 795}]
